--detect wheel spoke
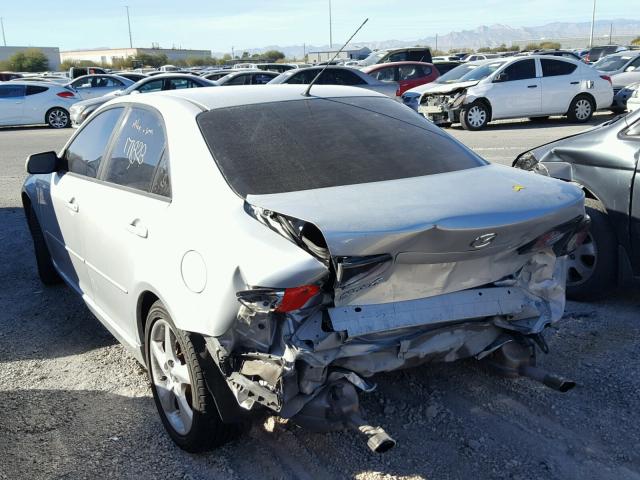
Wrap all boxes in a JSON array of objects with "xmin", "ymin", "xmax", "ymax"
[
  {"xmin": 156, "ymin": 383, "xmax": 174, "ymax": 412},
  {"xmin": 164, "ymin": 325, "xmax": 177, "ymax": 362},
  {"xmin": 172, "ymin": 363, "xmax": 190, "ymax": 385},
  {"xmin": 150, "ymin": 340, "xmax": 169, "ymax": 374},
  {"xmin": 175, "ymin": 386, "xmax": 193, "ymax": 430}
]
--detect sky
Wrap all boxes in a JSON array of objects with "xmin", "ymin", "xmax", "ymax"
[{"xmin": 0, "ymin": 0, "xmax": 635, "ymax": 53}]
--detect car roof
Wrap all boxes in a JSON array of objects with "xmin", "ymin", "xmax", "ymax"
[
  {"xmin": 2, "ymin": 80, "xmax": 64, "ymax": 88},
  {"xmin": 111, "ymin": 84, "xmax": 385, "ymax": 111},
  {"xmin": 363, "ymin": 61, "xmax": 434, "ymax": 70}
]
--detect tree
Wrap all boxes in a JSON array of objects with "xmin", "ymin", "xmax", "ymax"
[
  {"xmin": 241, "ymin": 51, "xmax": 250, "ymax": 59},
  {"xmin": 631, "ymin": 37, "xmax": 640, "ymax": 46},
  {"xmin": 263, "ymin": 49, "xmax": 285, "ymax": 61},
  {"xmin": 222, "ymin": 53, "xmax": 232, "ymax": 62},
  {"xmin": 4, "ymin": 49, "xmax": 49, "ymax": 72},
  {"xmin": 136, "ymin": 53, "xmax": 169, "ymax": 67}
]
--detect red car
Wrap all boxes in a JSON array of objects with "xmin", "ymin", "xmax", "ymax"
[{"xmin": 361, "ymin": 61, "xmax": 440, "ymax": 95}]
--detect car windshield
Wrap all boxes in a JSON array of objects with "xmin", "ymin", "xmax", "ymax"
[
  {"xmin": 359, "ymin": 51, "xmax": 387, "ymax": 66},
  {"xmin": 197, "ymin": 96, "xmax": 485, "ymax": 197},
  {"xmin": 458, "ymin": 61, "xmax": 506, "ymax": 81},
  {"xmin": 435, "ymin": 64, "xmax": 480, "ymax": 83},
  {"xmin": 595, "ymin": 55, "xmax": 634, "ymax": 72}
]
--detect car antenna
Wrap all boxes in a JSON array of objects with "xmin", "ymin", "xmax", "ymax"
[{"xmin": 303, "ymin": 17, "xmax": 369, "ymax": 97}]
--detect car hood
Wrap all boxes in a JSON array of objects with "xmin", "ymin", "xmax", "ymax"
[
  {"xmin": 413, "ymin": 80, "xmax": 480, "ymax": 96},
  {"xmin": 71, "ymin": 94, "xmax": 117, "ymax": 109}
]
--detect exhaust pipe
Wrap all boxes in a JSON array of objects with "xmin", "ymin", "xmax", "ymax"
[
  {"xmin": 487, "ymin": 340, "xmax": 576, "ymax": 393},
  {"xmin": 520, "ymin": 365, "xmax": 576, "ymax": 392},
  {"xmin": 349, "ymin": 415, "xmax": 396, "ymax": 453},
  {"xmin": 353, "ymin": 420, "xmax": 396, "ymax": 453}
]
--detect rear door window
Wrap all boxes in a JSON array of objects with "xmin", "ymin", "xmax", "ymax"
[
  {"xmin": 65, "ymin": 107, "xmax": 124, "ymax": 178},
  {"xmin": 541, "ymin": 59, "xmax": 577, "ymax": 77},
  {"xmin": 168, "ymin": 78, "xmax": 198, "ymax": 89},
  {"xmin": 25, "ymin": 85, "xmax": 49, "ymax": 95},
  {"xmin": 103, "ymin": 107, "xmax": 167, "ymax": 193},
  {"xmin": 399, "ymin": 65, "xmax": 425, "ymax": 80}
]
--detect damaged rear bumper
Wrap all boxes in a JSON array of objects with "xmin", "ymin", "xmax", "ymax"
[{"xmin": 203, "ymin": 250, "xmax": 569, "ymax": 439}]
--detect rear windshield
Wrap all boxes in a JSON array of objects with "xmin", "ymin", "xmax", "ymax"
[{"xmin": 197, "ymin": 96, "xmax": 485, "ymax": 197}]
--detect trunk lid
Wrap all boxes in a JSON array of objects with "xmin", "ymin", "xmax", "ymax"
[{"xmin": 247, "ymin": 164, "xmax": 584, "ymax": 305}]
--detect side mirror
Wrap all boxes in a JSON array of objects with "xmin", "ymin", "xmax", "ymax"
[
  {"xmin": 130, "ymin": 89, "xmax": 141, "ymax": 95},
  {"xmin": 625, "ymin": 66, "xmax": 636, "ymax": 72},
  {"xmin": 26, "ymin": 151, "xmax": 59, "ymax": 174}
]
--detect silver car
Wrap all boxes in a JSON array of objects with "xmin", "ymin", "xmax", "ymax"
[
  {"xmin": 23, "ymin": 85, "xmax": 586, "ymax": 453},
  {"xmin": 67, "ymin": 74, "xmax": 134, "ymax": 100}
]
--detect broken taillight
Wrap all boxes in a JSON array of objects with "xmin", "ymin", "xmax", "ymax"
[
  {"xmin": 518, "ymin": 216, "xmax": 590, "ymax": 256},
  {"xmin": 600, "ymin": 75, "xmax": 612, "ymax": 85},
  {"xmin": 236, "ymin": 285, "xmax": 320, "ymax": 314}
]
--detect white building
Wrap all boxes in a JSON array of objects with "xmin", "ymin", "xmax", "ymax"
[
  {"xmin": 60, "ymin": 47, "xmax": 212, "ymax": 66},
  {"xmin": 307, "ymin": 47, "xmax": 372, "ymax": 64},
  {"xmin": 0, "ymin": 46, "xmax": 60, "ymax": 70}
]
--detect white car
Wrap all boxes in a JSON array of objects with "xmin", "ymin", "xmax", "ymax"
[
  {"xmin": 627, "ymin": 82, "xmax": 640, "ymax": 112},
  {"xmin": 416, "ymin": 55, "xmax": 613, "ymax": 130},
  {"xmin": 67, "ymin": 74, "xmax": 134, "ymax": 100},
  {"xmin": 22, "ymin": 85, "xmax": 586, "ymax": 452},
  {"xmin": 0, "ymin": 81, "xmax": 78, "ymax": 128},
  {"xmin": 268, "ymin": 66, "xmax": 399, "ymax": 98}
]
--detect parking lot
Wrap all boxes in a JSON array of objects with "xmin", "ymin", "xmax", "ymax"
[{"xmin": 1, "ymin": 113, "xmax": 640, "ymax": 480}]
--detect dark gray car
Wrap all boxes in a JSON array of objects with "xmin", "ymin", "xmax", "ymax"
[{"xmin": 513, "ymin": 109, "xmax": 640, "ymax": 299}]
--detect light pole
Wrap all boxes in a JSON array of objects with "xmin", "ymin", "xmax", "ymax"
[
  {"xmin": 125, "ymin": 6, "xmax": 133, "ymax": 48},
  {"xmin": 589, "ymin": 0, "xmax": 596, "ymax": 48},
  {"xmin": 1, "ymin": 17, "xmax": 6, "ymax": 47},
  {"xmin": 329, "ymin": 0, "xmax": 333, "ymax": 49}
]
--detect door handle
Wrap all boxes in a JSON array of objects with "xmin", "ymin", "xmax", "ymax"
[
  {"xmin": 65, "ymin": 198, "xmax": 79, "ymax": 213},
  {"xmin": 126, "ymin": 220, "xmax": 148, "ymax": 238},
  {"xmin": 570, "ymin": 81, "xmax": 579, "ymax": 85},
  {"xmin": 527, "ymin": 85, "xmax": 537, "ymax": 88}
]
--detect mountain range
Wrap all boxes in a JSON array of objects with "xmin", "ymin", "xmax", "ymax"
[{"xmin": 220, "ymin": 19, "xmax": 640, "ymax": 58}]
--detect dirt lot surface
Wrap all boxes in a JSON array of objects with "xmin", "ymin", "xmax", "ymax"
[{"xmin": 1, "ymin": 115, "xmax": 639, "ymax": 480}]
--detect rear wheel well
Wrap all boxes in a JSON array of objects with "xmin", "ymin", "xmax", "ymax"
[
  {"xmin": 21, "ymin": 192, "xmax": 32, "ymax": 212},
  {"xmin": 137, "ymin": 291, "xmax": 159, "ymax": 356}
]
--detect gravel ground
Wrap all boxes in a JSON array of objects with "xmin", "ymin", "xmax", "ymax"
[{"xmin": 1, "ymin": 115, "xmax": 639, "ymax": 480}]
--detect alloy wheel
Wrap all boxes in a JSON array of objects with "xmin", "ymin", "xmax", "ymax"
[
  {"xmin": 574, "ymin": 99, "xmax": 592, "ymax": 121},
  {"xmin": 566, "ymin": 232, "xmax": 597, "ymax": 286},
  {"xmin": 149, "ymin": 319, "xmax": 194, "ymax": 435},
  {"xmin": 48, "ymin": 109, "xmax": 68, "ymax": 128}
]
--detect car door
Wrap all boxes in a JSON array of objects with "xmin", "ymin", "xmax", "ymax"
[
  {"xmin": 0, "ymin": 84, "xmax": 25, "ymax": 125},
  {"xmin": 81, "ymin": 106, "xmax": 170, "ymax": 342},
  {"xmin": 70, "ymin": 77, "xmax": 95, "ymax": 100},
  {"xmin": 489, "ymin": 58, "xmax": 541, "ymax": 119},
  {"xmin": 166, "ymin": 77, "xmax": 200, "ymax": 90},
  {"xmin": 90, "ymin": 76, "xmax": 125, "ymax": 98},
  {"xmin": 224, "ymin": 74, "xmax": 251, "ymax": 86},
  {"xmin": 540, "ymin": 58, "xmax": 580, "ymax": 114},
  {"xmin": 39, "ymin": 107, "xmax": 126, "ymax": 296},
  {"xmin": 626, "ymin": 118, "xmax": 640, "ymax": 271},
  {"xmin": 137, "ymin": 78, "xmax": 165, "ymax": 93},
  {"xmin": 22, "ymin": 85, "xmax": 50, "ymax": 124}
]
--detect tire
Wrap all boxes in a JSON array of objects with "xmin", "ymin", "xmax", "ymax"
[
  {"xmin": 529, "ymin": 116, "xmax": 550, "ymax": 122},
  {"xmin": 566, "ymin": 199, "xmax": 617, "ymax": 301},
  {"xmin": 45, "ymin": 107, "xmax": 70, "ymax": 129},
  {"xmin": 25, "ymin": 205, "xmax": 61, "ymax": 285},
  {"xmin": 567, "ymin": 95, "xmax": 595, "ymax": 123},
  {"xmin": 460, "ymin": 100, "xmax": 489, "ymax": 130},
  {"xmin": 145, "ymin": 301, "xmax": 235, "ymax": 452}
]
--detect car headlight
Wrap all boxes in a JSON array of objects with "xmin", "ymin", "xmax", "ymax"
[
  {"xmin": 512, "ymin": 151, "xmax": 539, "ymax": 170},
  {"xmin": 402, "ymin": 92, "xmax": 419, "ymax": 104},
  {"xmin": 633, "ymin": 89, "xmax": 640, "ymax": 98},
  {"xmin": 71, "ymin": 104, "xmax": 86, "ymax": 114}
]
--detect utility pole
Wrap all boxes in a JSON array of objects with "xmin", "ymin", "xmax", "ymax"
[
  {"xmin": 125, "ymin": 6, "xmax": 133, "ymax": 48},
  {"xmin": 231, "ymin": 46, "xmax": 235, "ymax": 59},
  {"xmin": 609, "ymin": 23, "xmax": 613, "ymax": 44},
  {"xmin": 329, "ymin": 0, "xmax": 333, "ymax": 49},
  {"xmin": 1, "ymin": 17, "xmax": 6, "ymax": 47},
  {"xmin": 589, "ymin": 0, "xmax": 596, "ymax": 48},
  {"xmin": 435, "ymin": 34, "xmax": 438, "ymax": 52}
]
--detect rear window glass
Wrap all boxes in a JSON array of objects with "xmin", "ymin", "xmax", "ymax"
[{"xmin": 197, "ymin": 96, "xmax": 485, "ymax": 197}]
